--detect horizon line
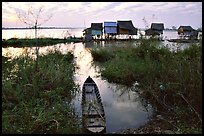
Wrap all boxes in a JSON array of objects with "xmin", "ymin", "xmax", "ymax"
[
  {"xmin": 2, "ymin": 27, "xmax": 179, "ymax": 31},
  {"xmin": 2, "ymin": 26, "xmax": 86, "ymax": 30}
]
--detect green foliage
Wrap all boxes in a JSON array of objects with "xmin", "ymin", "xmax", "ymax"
[
  {"xmin": 90, "ymin": 39, "xmax": 202, "ymax": 133},
  {"xmin": 2, "ymin": 38, "xmax": 83, "ymax": 47},
  {"xmin": 91, "ymin": 47, "xmax": 115, "ymax": 62},
  {"xmin": 2, "ymin": 51, "xmax": 81, "ymax": 134}
]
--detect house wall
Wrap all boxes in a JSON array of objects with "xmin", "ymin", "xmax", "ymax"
[
  {"xmin": 118, "ymin": 28, "xmax": 129, "ymax": 34},
  {"xmin": 92, "ymin": 30, "xmax": 102, "ymax": 35},
  {"xmin": 104, "ymin": 27, "xmax": 117, "ymax": 34},
  {"xmin": 154, "ymin": 30, "xmax": 163, "ymax": 34},
  {"xmin": 178, "ymin": 30, "xmax": 192, "ymax": 36},
  {"xmin": 183, "ymin": 31, "xmax": 192, "ymax": 36},
  {"xmin": 129, "ymin": 28, "xmax": 137, "ymax": 35}
]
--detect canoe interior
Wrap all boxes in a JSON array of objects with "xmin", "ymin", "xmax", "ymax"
[{"xmin": 82, "ymin": 76, "xmax": 106, "ymax": 133}]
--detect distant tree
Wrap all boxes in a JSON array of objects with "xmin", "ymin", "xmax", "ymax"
[
  {"xmin": 197, "ymin": 27, "xmax": 202, "ymax": 32},
  {"xmin": 172, "ymin": 26, "xmax": 177, "ymax": 30},
  {"xmin": 142, "ymin": 17, "xmax": 150, "ymax": 29},
  {"xmin": 17, "ymin": 6, "xmax": 53, "ymax": 71}
]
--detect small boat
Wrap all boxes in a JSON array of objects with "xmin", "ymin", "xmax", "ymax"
[{"xmin": 82, "ymin": 76, "xmax": 106, "ymax": 133}]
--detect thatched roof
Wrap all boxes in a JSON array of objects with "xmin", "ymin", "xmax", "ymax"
[
  {"xmin": 91, "ymin": 23, "xmax": 103, "ymax": 30},
  {"xmin": 178, "ymin": 26, "xmax": 194, "ymax": 31},
  {"xmin": 117, "ymin": 20, "xmax": 137, "ymax": 35},
  {"xmin": 83, "ymin": 27, "xmax": 91, "ymax": 32},
  {"xmin": 117, "ymin": 20, "xmax": 135, "ymax": 30},
  {"xmin": 151, "ymin": 23, "xmax": 164, "ymax": 30},
  {"xmin": 178, "ymin": 26, "xmax": 197, "ymax": 37}
]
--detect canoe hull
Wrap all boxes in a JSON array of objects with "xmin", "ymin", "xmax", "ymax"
[{"xmin": 82, "ymin": 76, "xmax": 106, "ymax": 133}]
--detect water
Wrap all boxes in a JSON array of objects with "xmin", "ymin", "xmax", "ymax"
[
  {"xmin": 3, "ymin": 28, "xmax": 200, "ymax": 52},
  {"xmin": 68, "ymin": 43, "xmax": 153, "ymax": 133},
  {"xmin": 2, "ymin": 42, "xmax": 153, "ymax": 133},
  {"xmin": 2, "ymin": 28, "xmax": 84, "ymax": 39},
  {"xmin": 2, "ymin": 29, "xmax": 200, "ymax": 133},
  {"xmin": 2, "ymin": 28, "xmax": 200, "ymax": 40}
]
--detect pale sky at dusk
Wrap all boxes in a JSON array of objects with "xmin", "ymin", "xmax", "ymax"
[{"xmin": 2, "ymin": 2, "xmax": 202, "ymax": 29}]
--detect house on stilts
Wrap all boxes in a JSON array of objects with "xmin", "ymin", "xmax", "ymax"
[
  {"xmin": 83, "ymin": 27, "xmax": 92, "ymax": 42},
  {"xmin": 83, "ymin": 23, "xmax": 103, "ymax": 41},
  {"xmin": 83, "ymin": 20, "xmax": 138, "ymax": 41},
  {"xmin": 145, "ymin": 23, "xmax": 164, "ymax": 40},
  {"xmin": 91, "ymin": 23, "xmax": 103, "ymax": 40},
  {"xmin": 177, "ymin": 26, "xmax": 198, "ymax": 40},
  {"xmin": 117, "ymin": 20, "xmax": 138, "ymax": 39},
  {"xmin": 104, "ymin": 21, "xmax": 117, "ymax": 40}
]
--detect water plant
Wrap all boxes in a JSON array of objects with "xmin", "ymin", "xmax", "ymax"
[
  {"xmin": 2, "ymin": 38, "xmax": 83, "ymax": 48},
  {"xmin": 2, "ymin": 50, "xmax": 81, "ymax": 134},
  {"xmin": 90, "ymin": 39, "xmax": 202, "ymax": 134}
]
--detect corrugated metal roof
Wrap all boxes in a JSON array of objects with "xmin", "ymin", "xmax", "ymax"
[
  {"xmin": 91, "ymin": 23, "xmax": 103, "ymax": 30},
  {"xmin": 104, "ymin": 22, "xmax": 117, "ymax": 27},
  {"xmin": 151, "ymin": 23, "xmax": 164, "ymax": 30}
]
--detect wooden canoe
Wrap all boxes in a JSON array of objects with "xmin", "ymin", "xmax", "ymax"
[{"xmin": 82, "ymin": 76, "xmax": 106, "ymax": 133}]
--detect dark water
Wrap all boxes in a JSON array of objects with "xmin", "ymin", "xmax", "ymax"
[
  {"xmin": 3, "ymin": 29, "xmax": 200, "ymax": 133},
  {"xmin": 67, "ymin": 42, "xmax": 153, "ymax": 133},
  {"xmin": 2, "ymin": 42, "xmax": 154, "ymax": 133}
]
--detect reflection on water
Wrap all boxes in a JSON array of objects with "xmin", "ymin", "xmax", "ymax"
[
  {"xmin": 3, "ymin": 39, "xmax": 200, "ymax": 133},
  {"xmin": 2, "ymin": 29, "xmax": 84, "ymax": 40},
  {"xmin": 99, "ymin": 83, "xmax": 152, "ymax": 133},
  {"xmin": 2, "ymin": 42, "xmax": 154, "ymax": 133},
  {"xmin": 69, "ymin": 42, "xmax": 153, "ymax": 133},
  {"xmin": 2, "ymin": 28, "xmax": 201, "ymax": 133}
]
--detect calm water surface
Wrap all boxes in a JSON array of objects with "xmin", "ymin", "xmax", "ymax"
[
  {"xmin": 2, "ymin": 29, "xmax": 200, "ymax": 133},
  {"xmin": 69, "ymin": 43, "xmax": 153, "ymax": 133},
  {"xmin": 2, "ymin": 28, "xmax": 84, "ymax": 39},
  {"xmin": 2, "ymin": 42, "xmax": 153, "ymax": 133}
]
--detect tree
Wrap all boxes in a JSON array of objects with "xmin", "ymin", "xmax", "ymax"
[
  {"xmin": 172, "ymin": 26, "xmax": 177, "ymax": 30},
  {"xmin": 17, "ymin": 6, "xmax": 53, "ymax": 71},
  {"xmin": 197, "ymin": 27, "xmax": 202, "ymax": 32},
  {"xmin": 142, "ymin": 17, "xmax": 149, "ymax": 29}
]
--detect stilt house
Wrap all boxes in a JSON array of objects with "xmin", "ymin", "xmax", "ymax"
[
  {"xmin": 178, "ymin": 26, "xmax": 198, "ymax": 40},
  {"xmin": 117, "ymin": 20, "xmax": 137, "ymax": 35},
  {"xmin": 104, "ymin": 22, "xmax": 117, "ymax": 35},
  {"xmin": 145, "ymin": 23, "xmax": 164, "ymax": 36},
  {"xmin": 91, "ymin": 23, "xmax": 103, "ymax": 38},
  {"xmin": 83, "ymin": 27, "xmax": 92, "ymax": 42}
]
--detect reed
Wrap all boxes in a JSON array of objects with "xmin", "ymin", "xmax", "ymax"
[
  {"xmin": 90, "ymin": 39, "xmax": 202, "ymax": 133},
  {"xmin": 2, "ymin": 37, "xmax": 83, "ymax": 47},
  {"xmin": 2, "ymin": 51, "xmax": 81, "ymax": 134}
]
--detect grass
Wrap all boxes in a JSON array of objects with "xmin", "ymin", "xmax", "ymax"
[
  {"xmin": 2, "ymin": 37, "xmax": 83, "ymax": 47},
  {"xmin": 2, "ymin": 50, "xmax": 82, "ymax": 134},
  {"xmin": 90, "ymin": 39, "xmax": 202, "ymax": 134}
]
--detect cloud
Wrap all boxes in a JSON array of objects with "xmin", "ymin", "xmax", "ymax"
[{"xmin": 2, "ymin": 2, "xmax": 202, "ymax": 28}]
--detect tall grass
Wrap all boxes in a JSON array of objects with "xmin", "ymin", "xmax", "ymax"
[
  {"xmin": 2, "ymin": 50, "xmax": 81, "ymax": 134},
  {"xmin": 90, "ymin": 39, "xmax": 202, "ymax": 133},
  {"xmin": 2, "ymin": 37, "xmax": 83, "ymax": 47}
]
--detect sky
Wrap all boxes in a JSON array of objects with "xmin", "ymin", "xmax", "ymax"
[{"xmin": 2, "ymin": 2, "xmax": 202, "ymax": 29}]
